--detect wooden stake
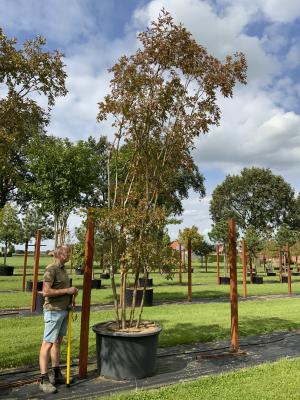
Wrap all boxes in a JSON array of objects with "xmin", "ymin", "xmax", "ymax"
[
  {"xmin": 216, "ymin": 244, "xmax": 220, "ymax": 285},
  {"xmin": 179, "ymin": 243, "xmax": 182, "ymax": 285},
  {"xmin": 187, "ymin": 238, "xmax": 192, "ymax": 302},
  {"xmin": 22, "ymin": 241, "xmax": 29, "ymax": 292},
  {"xmin": 31, "ymin": 231, "xmax": 41, "ymax": 312},
  {"xmin": 286, "ymin": 241, "xmax": 292, "ymax": 296},
  {"xmin": 242, "ymin": 239, "xmax": 247, "ymax": 299},
  {"xmin": 229, "ymin": 219, "xmax": 239, "ymax": 352},
  {"xmin": 79, "ymin": 216, "xmax": 95, "ymax": 379},
  {"xmin": 278, "ymin": 246, "xmax": 282, "ymax": 282}
]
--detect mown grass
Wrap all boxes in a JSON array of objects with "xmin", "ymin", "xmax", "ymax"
[
  {"xmin": 1, "ymin": 257, "xmax": 299, "ymax": 307},
  {"xmin": 1, "ymin": 297, "xmax": 300, "ymax": 370},
  {"xmin": 100, "ymin": 357, "xmax": 300, "ymax": 400}
]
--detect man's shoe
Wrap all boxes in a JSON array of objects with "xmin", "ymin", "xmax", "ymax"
[
  {"xmin": 39, "ymin": 377, "xmax": 57, "ymax": 394},
  {"xmin": 49, "ymin": 368, "xmax": 66, "ymax": 385}
]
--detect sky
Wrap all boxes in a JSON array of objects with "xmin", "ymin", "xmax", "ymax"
[{"xmin": 1, "ymin": 0, "xmax": 300, "ymax": 246}]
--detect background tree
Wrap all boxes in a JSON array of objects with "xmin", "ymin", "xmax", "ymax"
[
  {"xmin": 244, "ymin": 225, "xmax": 264, "ymax": 275},
  {"xmin": 21, "ymin": 206, "xmax": 54, "ymax": 244},
  {"xmin": 97, "ymin": 9, "xmax": 247, "ymax": 329},
  {"xmin": 193, "ymin": 239, "xmax": 214, "ymax": 272},
  {"xmin": 0, "ymin": 28, "xmax": 67, "ymax": 208},
  {"xmin": 25, "ymin": 135, "xmax": 109, "ymax": 247},
  {"xmin": 0, "ymin": 203, "xmax": 22, "ymax": 265},
  {"xmin": 208, "ymin": 219, "xmax": 229, "ymax": 269},
  {"xmin": 178, "ymin": 225, "xmax": 203, "ymax": 251},
  {"xmin": 210, "ymin": 167, "xmax": 295, "ymax": 234}
]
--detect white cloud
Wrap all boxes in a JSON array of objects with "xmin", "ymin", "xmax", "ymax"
[{"xmin": 3, "ymin": 0, "xmax": 300, "ymax": 243}]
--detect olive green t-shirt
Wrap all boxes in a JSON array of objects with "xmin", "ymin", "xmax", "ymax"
[{"xmin": 43, "ymin": 262, "xmax": 71, "ymax": 311}]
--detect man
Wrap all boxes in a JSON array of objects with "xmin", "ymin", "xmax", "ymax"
[{"xmin": 39, "ymin": 245, "xmax": 79, "ymax": 394}]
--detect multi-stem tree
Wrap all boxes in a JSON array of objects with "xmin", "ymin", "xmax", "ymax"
[{"xmin": 97, "ymin": 9, "xmax": 247, "ymax": 329}]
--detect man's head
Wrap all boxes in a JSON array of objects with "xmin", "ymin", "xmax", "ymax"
[{"xmin": 53, "ymin": 245, "xmax": 71, "ymax": 265}]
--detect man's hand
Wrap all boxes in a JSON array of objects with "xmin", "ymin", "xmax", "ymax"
[{"xmin": 66, "ymin": 286, "xmax": 79, "ymax": 296}]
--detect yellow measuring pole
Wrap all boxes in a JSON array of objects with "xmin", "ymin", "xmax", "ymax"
[{"xmin": 66, "ymin": 299, "xmax": 74, "ymax": 387}]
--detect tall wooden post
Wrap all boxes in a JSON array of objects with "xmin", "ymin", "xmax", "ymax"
[
  {"xmin": 278, "ymin": 246, "xmax": 282, "ymax": 282},
  {"xmin": 242, "ymin": 239, "xmax": 247, "ymax": 299},
  {"xmin": 22, "ymin": 241, "xmax": 29, "ymax": 291},
  {"xmin": 229, "ymin": 219, "xmax": 239, "ymax": 352},
  {"xmin": 187, "ymin": 238, "xmax": 192, "ymax": 302},
  {"xmin": 216, "ymin": 244, "xmax": 220, "ymax": 285},
  {"xmin": 79, "ymin": 217, "xmax": 95, "ymax": 379},
  {"xmin": 179, "ymin": 243, "xmax": 182, "ymax": 285},
  {"xmin": 31, "ymin": 231, "xmax": 41, "ymax": 312},
  {"xmin": 286, "ymin": 241, "xmax": 292, "ymax": 296}
]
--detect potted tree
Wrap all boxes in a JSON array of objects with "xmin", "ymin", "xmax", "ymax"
[
  {"xmin": 92, "ymin": 9, "xmax": 246, "ymax": 380},
  {"xmin": 0, "ymin": 203, "xmax": 22, "ymax": 276}
]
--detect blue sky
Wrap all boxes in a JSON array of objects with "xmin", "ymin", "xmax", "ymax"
[{"xmin": 1, "ymin": 0, "xmax": 300, "ymax": 244}]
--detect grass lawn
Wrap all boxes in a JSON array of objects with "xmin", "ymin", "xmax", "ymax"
[
  {"xmin": 1, "ymin": 297, "xmax": 300, "ymax": 370},
  {"xmin": 100, "ymin": 357, "xmax": 300, "ymax": 400},
  {"xmin": 1, "ymin": 256, "xmax": 299, "ymax": 309}
]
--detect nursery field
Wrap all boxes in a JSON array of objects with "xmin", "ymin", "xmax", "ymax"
[
  {"xmin": 1, "ymin": 297, "xmax": 300, "ymax": 370},
  {"xmin": 0, "ymin": 255, "xmax": 299, "ymax": 309}
]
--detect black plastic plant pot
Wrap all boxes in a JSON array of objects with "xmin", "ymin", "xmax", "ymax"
[
  {"xmin": 0, "ymin": 266, "xmax": 14, "ymax": 276},
  {"xmin": 218, "ymin": 276, "xmax": 230, "ymax": 285},
  {"xmin": 100, "ymin": 273, "xmax": 110, "ymax": 279},
  {"xmin": 266, "ymin": 271, "xmax": 277, "ymax": 276},
  {"xmin": 26, "ymin": 280, "xmax": 43, "ymax": 292},
  {"xmin": 92, "ymin": 322, "xmax": 162, "ymax": 380},
  {"xmin": 75, "ymin": 267, "xmax": 84, "ymax": 275},
  {"xmin": 292, "ymin": 272, "xmax": 300, "ymax": 276},
  {"xmin": 281, "ymin": 275, "xmax": 288, "ymax": 283},
  {"xmin": 35, "ymin": 292, "xmax": 45, "ymax": 314},
  {"xmin": 138, "ymin": 278, "xmax": 153, "ymax": 287},
  {"xmin": 91, "ymin": 279, "xmax": 101, "ymax": 289},
  {"xmin": 125, "ymin": 288, "xmax": 153, "ymax": 307},
  {"xmin": 252, "ymin": 276, "xmax": 263, "ymax": 284}
]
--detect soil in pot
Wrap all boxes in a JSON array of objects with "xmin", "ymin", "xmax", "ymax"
[
  {"xmin": 125, "ymin": 287, "xmax": 153, "ymax": 307},
  {"xmin": 93, "ymin": 321, "xmax": 162, "ymax": 380},
  {"xmin": 0, "ymin": 266, "xmax": 14, "ymax": 276}
]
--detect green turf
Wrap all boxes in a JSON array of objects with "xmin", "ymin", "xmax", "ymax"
[
  {"xmin": 99, "ymin": 357, "xmax": 300, "ymax": 400},
  {"xmin": 0, "ymin": 256, "xmax": 298, "ymax": 309},
  {"xmin": 1, "ymin": 297, "xmax": 300, "ymax": 370}
]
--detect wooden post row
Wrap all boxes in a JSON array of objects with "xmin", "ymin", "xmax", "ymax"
[
  {"xmin": 187, "ymin": 238, "xmax": 192, "ymax": 302},
  {"xmin": 22, "ymin": 241, "xmax": 29, "ymax": 291},
  {"xmin": 242, "ymin": 239, "xmax": 247, "ymax": 299},
  {"xmin": 179, "ymin": 243, "xmax": 182, "ymax": 285},
  {"xmin": 229, "ymin": 218, "xmax": 239, "ymax": 352},
  {"xmin": 31, "ymin": 231, "xmax": 41, "ymax": 312},
  {"xmin": 216, "ymin": 244, "xmax": 220, "ymax": 285},
  {"xmin": 286, "ymin": 241, "xmax": 292, "ymax": 296}
]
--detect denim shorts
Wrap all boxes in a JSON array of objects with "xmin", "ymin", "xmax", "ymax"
[{"xmin": 43, "ymin": 310, "xmax": 68, "ymax": 343}]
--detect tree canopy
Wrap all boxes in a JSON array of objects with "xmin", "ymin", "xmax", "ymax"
[
  {"xmin": 0, "ymin": 28, "xmax": 67, "ymax": 208},
  {"xmin": 210, "ymin": 167, "xmax": 295, "ymax": 234},
  {"xmin": 0, "ymin": 203, "xmax": 22, "ymax": 265},
  {"xmin": 25, "ymin": 135, "xmax": 109, "ymax": 246}
]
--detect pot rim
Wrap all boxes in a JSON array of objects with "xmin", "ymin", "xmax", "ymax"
[{"xmin": 92, "ymin": 321, "xmax": 162, "ymax": 338}]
